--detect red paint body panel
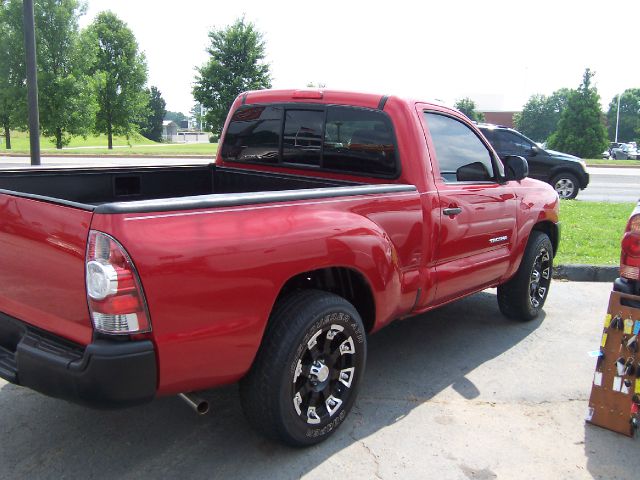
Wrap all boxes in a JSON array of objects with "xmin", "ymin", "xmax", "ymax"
[
  {"xmin": 91, "ymin": 191, "xmax": 423, "ymax": 394},
  {"xmin": 0, "ymin": 195, "xmax": 93, "ymax": 345},
  {"xmin": 0, "ymin": 89, "xmax": 560, "ymax": 399}
]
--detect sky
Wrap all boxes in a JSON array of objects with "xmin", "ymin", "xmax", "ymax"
[{"xmin": 80, "ymin": 0, "xmax": 640, "ymax": 115}]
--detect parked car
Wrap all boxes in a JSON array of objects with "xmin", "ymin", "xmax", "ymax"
[
  {"xmin": 0, "ymin": 89, "xmax": 560, "ymax": 447},
  {"xmin": 602, "ymin": 149, "xmax": 611, "ymax": 159},
  {"xmin": 614, "ymin": 200, "xmax": 640, "ymax": 297},
  {"xmin": 611, "ymin": 143, "xmax": 640, "ymax": 160},
  {"xmin": 477, "ymin": 124, "xmax": 589, "ymax": 199}
]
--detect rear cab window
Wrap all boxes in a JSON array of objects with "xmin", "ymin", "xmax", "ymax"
[{"xmin": 220, "ymin": 104, "xmax": 399, "ymax": 178}]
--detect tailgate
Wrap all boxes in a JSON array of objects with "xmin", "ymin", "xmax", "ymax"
[{"xmin": 0, "ymin": 193, "xmax": 93, "ymax": 345}]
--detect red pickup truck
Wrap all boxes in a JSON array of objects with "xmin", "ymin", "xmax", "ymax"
[{"xmin": 0, "ymin": 89, "xmax": 559, "ymax": 446}]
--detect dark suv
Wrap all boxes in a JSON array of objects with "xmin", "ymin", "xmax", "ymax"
[{"xmin": 477, "ymin": 124, "xmax": 590, "ymax": 199}]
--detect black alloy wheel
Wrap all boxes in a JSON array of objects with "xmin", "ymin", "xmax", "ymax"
[
  {"xmin": 291, "ymin": 322, "xmax": 357, "ymax": 427},
  {"xmin": 240, "ymin": 290, "xmax": 366, "ymax": 446},
  {"xmin": 497, "ymin": 231, "xmax": 554, "ymax": 321},
  {"xmin": 528, "ymin": 245, "xmax": 551, "ymax": 310}
]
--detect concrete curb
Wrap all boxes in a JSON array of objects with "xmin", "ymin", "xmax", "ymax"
[
  {"xmin": 587, "ymin": 164, "xmax": 640, "ymax": 169},
  {"xmin": 554, "ymin": 264, "xmax": 619, "ymax": 282}
]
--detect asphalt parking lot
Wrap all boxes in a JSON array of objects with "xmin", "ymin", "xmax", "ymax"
[{"xmin": 1, "ymin": 281, "xmax": 638, "ymax": 480}]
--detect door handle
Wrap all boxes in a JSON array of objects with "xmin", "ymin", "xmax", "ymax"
[{"xmin": 443, "ymin": 207, "xmax": 462, "ymax": 216}]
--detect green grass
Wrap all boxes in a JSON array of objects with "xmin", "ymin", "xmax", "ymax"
[
  {"xmin": 556, "ymin": 200, "xmax": 635, "ymax": 265},
  {"xmin": 0, "ymin": 130, "xmax": 217, "ymax": 156},
  {"xmin": 586, "ymin": 158, "xmax": 640, "ymax": 166}
]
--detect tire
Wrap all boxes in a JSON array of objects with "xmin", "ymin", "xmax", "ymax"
[
  {"xmin": 551, "ymin": 172, "xmax": 579, "ymax": 200},
  {"xmin": 497, "ymin": 231, "xmax": 553, "ymax": 321},
  {"xmin": 239, "ymin": 290, "xmax": 367, "ymax": 447}
]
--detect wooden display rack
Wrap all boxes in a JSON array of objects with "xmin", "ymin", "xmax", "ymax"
[{"xmin": 587, "ymin": 291, "xmax": 640, "ymax": 437}]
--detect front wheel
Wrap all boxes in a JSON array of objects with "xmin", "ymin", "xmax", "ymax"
[
  {"xmin": 497, "ymin": 231, "xmax": 553, "ymax": 321},
  {"xmin": 240, "ymin": 290, "xmax": 367, "ymax": 447},
  {"xmin": 551, "ymin": 173, "xmax": 579, "ymax": 199}
]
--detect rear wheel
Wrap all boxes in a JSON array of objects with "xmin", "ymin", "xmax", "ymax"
[
  {"xmin": 240, "ymin": 290, "xmax": 366, "ymax": 446},
  {"xmin": 551, "ymin": 172, "xmax": 579, "ymax": 199},
  {"xmin": 497, "ymin": 231, "xmax": 553, "ymax": 321}
]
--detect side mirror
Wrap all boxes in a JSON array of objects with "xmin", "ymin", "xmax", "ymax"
[
  {"xmin": 456, "ymin": 162, "xmax": 491, "ymax": 182},
  {"xmin": 530, "ymin": 146, "xmax": 539, "ymax": 157},
  {"xmin": 503, "ymin": 155, "xmax": 528, "ymax": 181}
]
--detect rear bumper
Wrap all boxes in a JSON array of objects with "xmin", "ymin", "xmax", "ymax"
[
  {"xmin": 613, "ymin": 277, "xmax": 640, "ymax": 297},
  {"xmin": 579, "ymin": 171, "xmax": 590, "ymax": 189},
  {"xmin": 0, "ymin": 312, "xmax": 156, "ymax": 408}
]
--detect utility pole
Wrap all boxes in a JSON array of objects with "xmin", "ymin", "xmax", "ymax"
[
  {"xmin": 23, "ymin": 0, "xmax": 40, "ymax": 165},
  {"xmin": 614, "ymin": 92, "xmax": 623, "ymax": 144}
]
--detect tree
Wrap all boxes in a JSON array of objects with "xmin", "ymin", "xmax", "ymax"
[
  {"xmin": 547, "ymin": 69, "xmax": 608, "ymax": 158},
  {"xmin": 0, "ymin": 0, "xmax": 26, "ymax": 149},
  {"xmin": 193, "ymin": 17, "xmax": 271, "ymax": 135},
  {"xmin": 190, "ymin": 102, "xmax": 210, "ymax": 131},
  {"xmin": 454, "ymin": 97, "xmax": 485, "ymax": 122},
  {"xmin": 139, "ymin": 86, "xmax": 166, "ymax": 141},
  {"xmin": 514, "ymin": 88, "xmax": 571, "ymax": 142},
  {"xmin": 85, "ymin": 11, "xmax": 148, "ymax": 149},
  {"xmin": 165, "ymin": 111, "xmax": 187, "ymax": 124},
  {"xmin": 34, "ymin": 0, "xmax": 97, "ymax": 149},
  {"xmin": 606, "ymin": 89, "xmax": 640, "ymax": 143}
]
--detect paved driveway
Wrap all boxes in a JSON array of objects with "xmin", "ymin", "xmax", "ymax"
[{"xmin": 1, "ymin": 281, "xmax": 637, "ymax": 479}]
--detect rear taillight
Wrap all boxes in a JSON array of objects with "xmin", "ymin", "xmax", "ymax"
[
  {"xmin": 621, "ymin": 214, "xmax": 640, "ymax": 280},
  {"xmin": 85, "ymin": 231, "xmax": 151, "ymax": 334}
]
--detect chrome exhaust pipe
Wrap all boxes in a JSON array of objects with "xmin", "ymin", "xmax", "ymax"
[{"xmin": 178, "ymin": 392, "xmax": 209, "ymax": 415}]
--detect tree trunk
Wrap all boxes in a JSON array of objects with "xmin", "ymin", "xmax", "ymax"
[
  {"xmin": 107, "ymin": 123, "xmax": 113, "ymax": 150},
  {"xmin": 55, "ymin": 127, "xmax": 63, "ymax": 149},
  {"xmin": 3, "ymin": 123, "xmax": 10, "ymax": 150}
]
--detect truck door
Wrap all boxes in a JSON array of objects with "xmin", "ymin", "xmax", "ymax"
[{"xmin": 420, "ymin": 109, "xmax": 517, "ymax": 304}]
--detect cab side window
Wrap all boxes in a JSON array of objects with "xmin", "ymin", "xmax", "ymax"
[{"xmin": 424, "ymin": 112, "xmax": 495, "ymax": 183}]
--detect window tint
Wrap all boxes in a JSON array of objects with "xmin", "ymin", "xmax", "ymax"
[
  {"xmin": 424, "ymin": 113, "xmax": 494, "ymax": 183},
  {"xmin": 323, "ymin": 106, "xmax": 397, "ymax": 176},
  {"xmin": 220, "ymin": 106, "xmax": 282, "ymax": 163},
  {"xmin": 282, "ymin": 110, "xmax": 324, "ymax": 166},
  {"xmin": 220, "ymin": 103, "xmax": 399, "ymax": 178},
  {"xmin": 494, "ymin": 131, "xmax": 533, "ymax": 155}
]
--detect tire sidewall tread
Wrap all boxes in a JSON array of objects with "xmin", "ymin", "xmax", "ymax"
[
  {"xmin": 498, "ymin": 231, "xmax": 553, "ymax": 321},
  {"xmin": 240, "ymin": 290, "xmax": 366, "ymax": 447}
]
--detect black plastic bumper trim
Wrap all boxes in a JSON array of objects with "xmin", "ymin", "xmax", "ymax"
[{"xmin": 0, "ymin": 312, "xmax": 157, "ymax": 408}]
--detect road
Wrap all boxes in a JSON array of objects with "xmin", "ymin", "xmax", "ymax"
[
  {"xmin": 0, "ymin": 155, "xmax": 637, "ymax": 203},
  {"xmin": 580, "ymin": 167, "xmax": 639, "ymax": 203},
  {"xmin": 1, "ymin": 282, "xmax": 638, "ymax": 479}
]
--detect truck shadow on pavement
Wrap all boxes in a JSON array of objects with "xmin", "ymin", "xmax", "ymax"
[{"xmin": 0, "ymin": 291, "xmax": 544, "ymax": 479}]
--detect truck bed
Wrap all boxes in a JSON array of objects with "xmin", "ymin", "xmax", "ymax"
[
  {"xmin": 0, "ymin": 164, "xmax": 360, "ymax": 210},
  {"xmin": 0, "ymin": 162, "xmax": 414, "ymax": 346}
]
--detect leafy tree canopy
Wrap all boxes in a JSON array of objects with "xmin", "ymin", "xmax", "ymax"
[
  {"xmin": 606, "ymin": 88, "xmax": 640, "ymax": 143},
  {"xmin": 34, "ymin": 0, "xmax": 97, "ymax": 148},
  {"xmin": 165, "ymin": 111, "xmax": 187, "ymax": 124},
  {"xmin": 139, "ymin": 86, "xmax": 166, "ymax": 142},
  {"xmin": 85, "ymin": 11, "xmax": 148, "ymax": 148},
  {"xmin": 514, "ymin": 88, "xmax": 571, "ymax": 142},
  {"xmin": 193, "ymin": 17, "xmax": 271, "ymax": 134},
  {"xmin": 0, "ymin": 0, "xmax": 27, "ymax": 149},
  {"xmin": 547, "ymin": 68, "xmax": 608, "ymax": 158},
  {"xmin": 454, "ymin": 97, "xmax": 485, "ymax": 122}
]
